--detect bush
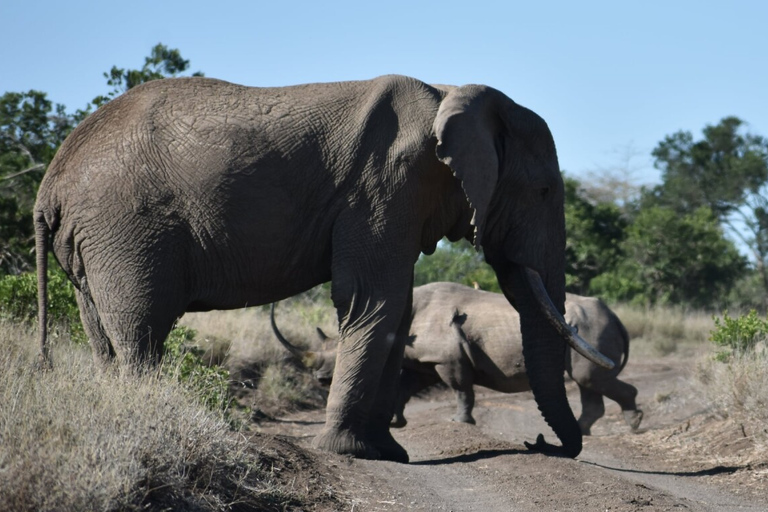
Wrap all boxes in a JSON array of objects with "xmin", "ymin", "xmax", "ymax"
[
  {"xmin": 710, "ymin": 310, "xmax": 768, "ymax": 361},
  {"xmin": 0, "ymin": 265, "xmax": 84, "ymax": 342},
  {"xmin": 162, "ymin": 325, "xmax": 233, "ymax": 415},
  {"xmin": 0, "ymin": 269, "xmax": 233, "ymax": 415},
  {"xmin": 0, "ymin": 321, "xmax": 315, "ymax": 512}
]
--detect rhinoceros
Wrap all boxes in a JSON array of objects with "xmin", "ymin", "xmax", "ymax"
[{"xmin": 271, "ymin": 282, "xmax": 642, "ymax": 434}]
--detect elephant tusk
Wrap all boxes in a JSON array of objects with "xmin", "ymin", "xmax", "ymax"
[{"xmin": 523, "ymin": 268, "xmax": 615, "ymax": 370}]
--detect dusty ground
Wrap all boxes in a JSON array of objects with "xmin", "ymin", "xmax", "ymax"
[{"xmin": 246, "ymin": 354, "xmax": 768, "ymax": 511}]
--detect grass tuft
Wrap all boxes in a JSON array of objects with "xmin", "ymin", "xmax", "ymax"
[{"xmin": 0, "ymin": 320, "xmax": 330, "ymax": 511}]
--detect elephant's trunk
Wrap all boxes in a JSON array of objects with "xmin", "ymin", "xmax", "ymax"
[{"xmin": 497, "ymin": 264, "xmax": 582, "ymax": 458}]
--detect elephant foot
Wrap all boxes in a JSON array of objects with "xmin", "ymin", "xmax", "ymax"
[
  {"xmin": 368, "ymin": 428, "xmax": 409, "ymax": 463},
  {"xmin": 390, "ymin": 414, "xmax": 408, "ymax": 428},
  {"xmin": 312, "ymin": 427, "xmax": 379, "ymax": 460},
  {"xmin": 624, "ymin": 409, "xmax": 644, "ymax": 430},
  {"xmin": 451, "ymin": 414, "xmax": 476, "ymax": 425},
  {"xmin": 524, "ymin": 433, "xmax": 580, "ymax": 458}
]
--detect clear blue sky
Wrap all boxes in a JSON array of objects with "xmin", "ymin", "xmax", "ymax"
[{"xmin": 3, "ymin": 1, "xmax": 766, "ymax": 185}]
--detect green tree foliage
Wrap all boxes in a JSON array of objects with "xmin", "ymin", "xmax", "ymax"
[
  {"xmin": 414, "ymin": 239, "xmax": 500, "ymax": 292},
  {"xmin": 0, "ymin": 264, "xmax": 85, "ymax": 342},
  {"xmin": 0, "ymin": 91, "xmax": 80, "ymax": 274},
  {"xmin": 564, "ymin": 176, "xmax": 626, "ymax": 294},
  {"xmin": 0, "ymin": 44, "xmax": 200, "ymax": 277},
  {"xmin": 590, "ymin": 206, "xmax": 746, "ymax": 308},
  {"xmin": 91, "ymin": 43, "xmax": 203, "ymax": 108},
  {"xmin": 648, "ymin": 117, "xmax": 768, "ymax": 218},
  {"xmin": 645, "ymin": 117, "xmax": 768, "ymax": 296}
]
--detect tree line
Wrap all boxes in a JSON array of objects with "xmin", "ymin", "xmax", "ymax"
[
  {"xmin": 418, "ymin": 116, "xmax": 768, "ymax": 311},
  {"xmin": 2, "ymin": 45, "xmax": 767, "ymax": 311}
]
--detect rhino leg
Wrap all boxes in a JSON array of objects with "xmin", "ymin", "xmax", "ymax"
[
  {"xmin": 453, "ymin": 388, "xmax": 476, "ymax": 424},
  {"xmin": 577, "ymin": 377, "xmax": 642, "ymax": 433},
  {"xmin": 576, "ymin": 386, "xmax": 605, "ymax": 435},
  {"xmin": 391, "ymin": 369, "xmax": 441, "ymax": 428}
]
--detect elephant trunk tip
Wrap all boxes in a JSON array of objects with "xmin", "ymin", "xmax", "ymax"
[{"xmin": 525, "ymin": 433, "xmax": 582, "ymax": 458}]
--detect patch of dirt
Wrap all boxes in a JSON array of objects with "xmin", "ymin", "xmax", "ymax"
[{"xmin": 246, "ymin": 354, "xmax": 768, "ymax": 511}]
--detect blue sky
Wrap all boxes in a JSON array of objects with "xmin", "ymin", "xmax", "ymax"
[{"xmin": 3, "ymin": 1, "xmax": 766, "ymax": 186}]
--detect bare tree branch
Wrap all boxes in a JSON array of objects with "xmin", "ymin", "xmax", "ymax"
[{"xmin": 1, "ymin": 163, "xmax": 45, "ymax": 181}]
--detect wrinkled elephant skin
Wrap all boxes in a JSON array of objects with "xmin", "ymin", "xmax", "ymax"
[{"xmin": 36, "ymin": 75, "xmax": 581, "ymax": 461}]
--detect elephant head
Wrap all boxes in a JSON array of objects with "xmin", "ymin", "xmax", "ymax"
[{"xmin": 433, "ymin": 85, "xmax": 612, "ymax": 457}]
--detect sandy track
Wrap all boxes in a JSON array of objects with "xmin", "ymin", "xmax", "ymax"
[{"xmin": 254, "ymin": 356, "xmax": 768, "ymax": 511}]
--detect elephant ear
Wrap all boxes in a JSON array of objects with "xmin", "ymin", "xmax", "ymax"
[{"xmin": 433, "ymin": 85, "xmax": 502, "ymax": 249}]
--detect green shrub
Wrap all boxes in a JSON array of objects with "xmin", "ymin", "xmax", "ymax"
[
  {"xmin": 163, "ymin": 325, "xmax": 233, "ymax": 415},
  {"xmin": 710, "ymin": 310, "xmax": 768, "ymax": 361},
  {"xmin": 0, "ymin": 266, "xmax": 85, "ymax": 343},
  {"xmin": 0, "ymin": 269, "xmax": 233, "ymax": 414}
]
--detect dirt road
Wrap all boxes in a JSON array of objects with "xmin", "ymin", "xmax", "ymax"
[{"xmin": 254, "ymin": 355, "xmax": 768, "ymax": 511}]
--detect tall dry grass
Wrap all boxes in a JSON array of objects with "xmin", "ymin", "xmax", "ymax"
[
  {"xmin": 179, "ymin": 290, "xmax": 335, "ymax": 414},
  {"xmin": 696, "ymin": 349, "xmax": 768, "ymax": 421},
  {"xmin": 0, "ymin": 321, "xmax": 319, "ymax": 512},
  {"xmin": 180, "ymin": 290, "xmax": 336, "ymax": 366},
  {"xmin": 612, "ymin": 302, "xmax": 767, "ymax": 449},
  {"xmin": 610, "ymin": 303, "xmax": 715, "ymax": 357}
]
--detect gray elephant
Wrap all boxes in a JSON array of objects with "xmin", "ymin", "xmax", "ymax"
[
  {"xmin": 272, "ymin": 283, "xmax": 642, "ymax": 435},
  {"xmin": 35, "ymin": 74, "xmax": 612, "ymax": 462}
]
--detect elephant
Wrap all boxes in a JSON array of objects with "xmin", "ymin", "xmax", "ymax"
[
  {"xmin": 35, "ymin": 74, "xmax": 613, "ymax": 462},
  {"xmin": 271, "ymin": 283, "xmax": 642, "ymax": 435}
]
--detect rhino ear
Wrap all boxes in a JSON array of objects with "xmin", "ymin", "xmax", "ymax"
[
  {"xmin": 315, "ymin": 327, "xmax": 330, "ymax": 342},
  {"xmin": 433, "ymin": 85, "xmax": 502, "ymax": 249}
]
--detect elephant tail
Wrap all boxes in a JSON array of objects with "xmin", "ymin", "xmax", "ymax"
[{"xmin": 35, "ymin": 209, "xmax": 52, "ymax": 369}]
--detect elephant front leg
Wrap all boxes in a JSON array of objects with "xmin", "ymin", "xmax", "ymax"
[
  {"xmin": 312, "ymin": 265, "xmax": 413, "ymax": 462},
  {"xmin": 365, "ymin": 315, "xmax": 410, "ymax": 462}
]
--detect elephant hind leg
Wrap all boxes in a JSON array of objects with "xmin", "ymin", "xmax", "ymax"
[
  {"xmin": 85, "ymin": 277, "xmax": 184, "ymax": 370},
  {"xmin": 75, "ymin": 287, "xmax": 116, "ymax": 369}
]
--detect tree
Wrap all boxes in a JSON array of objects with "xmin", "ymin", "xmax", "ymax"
[
  {"xmin": 414, "ymin": 239, "xmax": 499, "ymax": 292},
  {"xmin": 91, "ymin": 43, "xmax": 203, "ymax": 108},
  {"xmin": 649, "ymin": 117, "xmax": 768, "ymax": 218},
  {"xmin": 645, "ymin": 117, "xmax": 768, "ymax": 294},
  {"xmin": 563, "ymin": 176, "xmax": 627, "ymax": 294},
  {"xmin": 0, "ymin": 91, "xmax": 79, "ymax": 274},
  {"xmin": 0, "ymin": 44, "xmax": 201, "ymax": 276},
  {"xmin": 590, "ymin": 206, "xmax": 746, "ymax": 308}
]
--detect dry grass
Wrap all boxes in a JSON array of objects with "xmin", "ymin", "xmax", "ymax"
[
  {"xmin": 612, "ymin": 304, "xmax": 766, "ymax": 432},
  {"xmin": 0, "ymin": 321, "xmax": 333, "ymax": 512},
  {"xmin": 180, "ymin": 290, "xmax": 336, "ymax": 367},
  {"xmin": 610, "ymin": 303, "xmax": 714, "ymax": 357},
  {"xmin": 179, "ymin": 290, "xmax": 335, "ymax": 415},
  {"xmin": 695, "ymin": 348, "xmax": 768, "ymax": 446}
]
